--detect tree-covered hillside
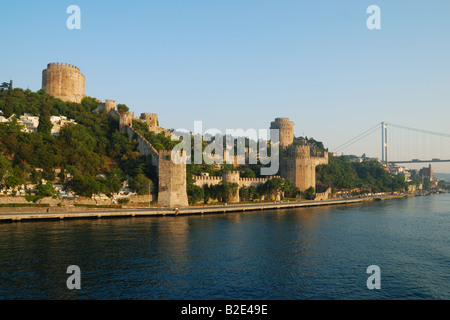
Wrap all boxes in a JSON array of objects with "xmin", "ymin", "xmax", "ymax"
[
  {"xmin": 316, "ymin": 155, "xmax": 409, "ymax": 194},
  {"xmin": 0, "ymin": 87, "xmax": 154, "ymax": 197}
]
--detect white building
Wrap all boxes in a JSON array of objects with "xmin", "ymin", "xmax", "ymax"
[{"xmin": 6, "ymin": 113, "xmax": 77, "ymax": 135}]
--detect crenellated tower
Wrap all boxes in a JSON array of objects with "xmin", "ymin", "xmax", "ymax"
[
  {"xmin": 42, "ymin": 62, "xmax": 85, "ymax": 103},
  {"xmin": 104, "ymin": 99, "xmax": 117, "ymax": 113},
  {"xmin": 222, "ymin": 170, "xmax": 241, "ymax": 203},
  {"xmin": 140, "ymin": 113, "xmax": 158, "ymax": 130},
  {"xmin": 270, "ymin": 117, "xmax": 294, "ymax": 148},
  {"xmin": 119, "ymin": 111, "xmax": 134, "ymax": 133},
  {"xmin": 280, "ymin": 144, "xmax": 328, "ymax": 192}
]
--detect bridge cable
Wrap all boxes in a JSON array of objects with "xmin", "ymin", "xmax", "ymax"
[
  {"xmin": 333, "ymin": 123, "xmax": 381, "ymax": 153},
  {"xmin": 385, "ymin": 122, "xmax": 450, "ymax": 138}
]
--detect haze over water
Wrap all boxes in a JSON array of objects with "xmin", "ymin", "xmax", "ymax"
[{"xmin": 0, "ymin": 194, "xmax": 449, "ymax": 300}]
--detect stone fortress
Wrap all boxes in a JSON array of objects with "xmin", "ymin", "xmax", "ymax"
[
  {"xmin": 192, "ymin": 117, "xmax": 330, "ymax": 202},
  {"xmin": 41, "ymin": 62, "xmax": 329, "ymax": 207}
]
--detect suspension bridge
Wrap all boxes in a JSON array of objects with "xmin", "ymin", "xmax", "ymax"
[{"xmin": 332, "ymin": 122, "xmax": 450, "ymax": 164}]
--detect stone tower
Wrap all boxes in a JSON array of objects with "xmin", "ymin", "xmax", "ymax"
[
  {"xmin": 119, "ymin": 111, "xmax": 134, "ymax": 133},
  {"xmin": 104, "ymin": 100, "xmax": 117, "ymax": 113},
  {"xmin": 270, "ymin": 117, "xmax": 294, "ymax": 147},
  {"xmin": 140, "ymin": 113, "xmax": 158, "ymax": 131},
  {"xmin": 222, "ymin": 170, "xmax": 240, "ymax": 203},
  {"xmin": 157, "ymin": 150, "xmax": 189, "ymax": 207},
  {"xmin": 42, "ymin": 62, "xmax": 85, "ymax": 103},
  {"xmin": 280, "ymin": 145, "xmax": 328, "ymax": 192}
]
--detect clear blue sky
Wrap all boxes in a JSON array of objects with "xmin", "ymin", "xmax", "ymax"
[{"xmin": 2, "ymin": 1, "xmax": 450, "ymax": 171}]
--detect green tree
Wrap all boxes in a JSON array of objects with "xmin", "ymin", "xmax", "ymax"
[
  {"xmin": 129, "ymin": 173, "xmax": 151, "ymax": 195},
  {"xmin": 2, "ymin": 94, "xmax": 13, "ymax": 118},
  {"xmin": 37, "ymin": 98, "xmax": 53, "ymax": 135},
  {"xmin": 0, "ymin": 154, "xmax": 12, "ymax": 188},
  {"xmin": 188, "ymin": 185, "xmax": 204, "ymax": 205},
  {"xmin": 117, "ymin": 104, "xmax": 129, "ymax": 115},
  {"xmin": 423, "ymin": 177, "xmax": 431, "ymax": 190},
  {"xmin": 37, "ymin": 183, "xmax": 58, "ymax": 198},
  {"xmin": 69, "ymin": 170, "xmax": 102, "ymax": 198},
  {"xmin": 105, "ymin": 168, "xmax": 124, "ymax": 195},
  {"xmin": 304, "ymin": 187, "xmax": 315, "ymax": 200},
  {"xmin": 241, "ymin": 168, "xmax": 256, "ymax": 178},
  {"xmin": 81, "ymin": 97, "xmax": 100, "ymax": 112}
]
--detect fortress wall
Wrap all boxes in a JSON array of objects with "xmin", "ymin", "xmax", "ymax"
[
  {"xmin": 192, "ymin": 176, "xmax": 223, "ymax": 187},
  {"xmin": 313, "ymin": 152, "xmax": 329, "ymax": 166},
  {"xmin": 238, "ymin": 177, "xmax": 270, "ymax": 188},
  {"xmin": 124, "ymin": 125, "xmax": 159, "ymax": 168},
  {"xmin": 193, "ymin": 176, "xmax": 270, "ymax": 189},
  {"xmin": 119, "ymin": 114, "xmax": 188, "ymax": 207},
  {"xmin": 315, "ymin": 187, "xmax": 332, "ymax": 201}
]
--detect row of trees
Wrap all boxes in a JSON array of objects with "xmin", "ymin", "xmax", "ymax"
[{"xmin": 186, "ymin": 175, "xmax": 302, "ymax": 205}]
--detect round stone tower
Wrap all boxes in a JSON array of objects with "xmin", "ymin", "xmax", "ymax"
[
  {"xmin": 270, "ymin": 117, "xmax": 294, "ymax": 147},
  {"xmin": 222, "ymin": 170, "xmax": 240, "ymax": 203},
  {"xmin": 42, "ymin": 62, "xmax": 85, "ymax": 103}
]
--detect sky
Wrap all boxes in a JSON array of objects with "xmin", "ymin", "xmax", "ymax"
[{"xmin": 2, "ymin": 0, "xmax": 450, "ymax": 172}]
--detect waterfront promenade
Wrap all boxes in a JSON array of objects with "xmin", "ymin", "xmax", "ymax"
[{"xmin": 0, "ymin": 195, "xmax": 407, "ymax": 222}]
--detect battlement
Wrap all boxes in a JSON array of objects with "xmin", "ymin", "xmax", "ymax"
[
  {"xmin": 159, "ymin": 149, "xmax": 187, "ymax": 158},
  {"xmin": 284, "ymin": 144, "xmax": 310, "ymax": 159},
  {"xmin": 139, "ymin": 113, "xmax": 158, "ymax": 128},
  {"xmin": 193, "ymin": 175, "xmax": 223, "ymax": 181},
  {"xmin": 239, "ymin": 177, "xmax": 269, "ymax": 183},
  {"xmin": 223, "ymin": 170, "xmax": 240, "ymax": 175},
  {"xmin": 46, "ymin": 62, "xmax": 81, "ymax": 71},
  {"xmin": 140, "ymin": 113, "xmax": 157, "ymax": 118}
]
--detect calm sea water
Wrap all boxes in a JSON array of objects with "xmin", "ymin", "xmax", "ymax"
[{"xmin": 0, "ymin": 194, "xmax": 449, "ymax": 300}]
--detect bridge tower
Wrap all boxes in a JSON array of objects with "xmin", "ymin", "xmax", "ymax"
[{"xmin": 381, "ymin": 122, "xmax": 388, "ymax": 163}]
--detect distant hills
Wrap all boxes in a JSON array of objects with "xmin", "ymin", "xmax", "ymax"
[{"xmin": 435, "ymin": 173, "xmax": 450, "ymax": 182}]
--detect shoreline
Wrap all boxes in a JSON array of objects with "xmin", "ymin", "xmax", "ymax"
[{"xmin": 0, "ymin": 194, "xmax": 417, "ymax": 223}]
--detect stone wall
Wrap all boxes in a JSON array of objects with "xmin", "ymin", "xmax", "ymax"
[
  {"xmin": 193, "ymin": 175, "xmax": 223, "ymax": 187},
  {"xmin": 124, "ymin": 125, "xmax": 159, "ymax": 168},
  {"xmin": 192, "ymin": 175, "xmax": 271, "ymax": 189},
  {"xmin": 0, "ymin": 196, "xmax": 29, "ymax": 204},
  {"xmin": 315, "ymin": 187, "xmax": 332, "ymax": 201},
  {"xmin": 0, "ymin": 194, "xmax": 157, "ymax": 207}
]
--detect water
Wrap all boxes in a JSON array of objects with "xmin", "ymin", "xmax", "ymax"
[{"xmin": 0, "ymin": 194, "xmax": 449, "ymax": 300}]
